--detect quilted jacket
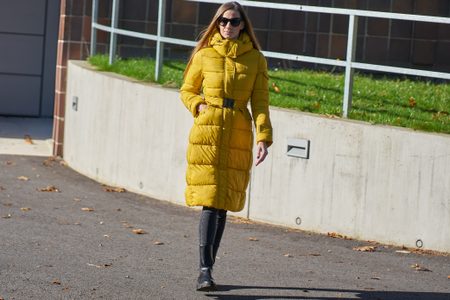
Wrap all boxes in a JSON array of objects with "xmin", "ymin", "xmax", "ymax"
[{"xmin": 180, "ymin": 31, "xmax": 272, "ymax": 212}]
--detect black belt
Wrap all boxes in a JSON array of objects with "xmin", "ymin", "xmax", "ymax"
[{"xmin": 223, "ymin": 98, "xmax": 235, "ymax": 108}]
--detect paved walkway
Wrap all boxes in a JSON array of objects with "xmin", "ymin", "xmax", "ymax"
[
  {"xmin": 0, "ymin": 117, "xmax": 53, "ymax": 157},
  {"xmin": 1, "ymin": 154, "xmax": 450, "ymax": 299}
]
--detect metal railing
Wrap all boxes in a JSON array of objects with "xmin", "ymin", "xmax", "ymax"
[{"xmin": 90, "ymin": 0, "xmax": 450, "ymax": 118}]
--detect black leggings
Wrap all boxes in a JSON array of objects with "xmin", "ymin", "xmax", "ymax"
[{"xmin": 199, "ymin": 207, "xmax": 227, "ymax": 257}]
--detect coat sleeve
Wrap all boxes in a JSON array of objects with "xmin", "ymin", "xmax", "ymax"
[
  {"xmin": 180, "ymin": 51, "xmax": 205, "ymax": 117},
  {"xmin": 250, "ymin": 52, "xmax": 273, "ymax": 147}
]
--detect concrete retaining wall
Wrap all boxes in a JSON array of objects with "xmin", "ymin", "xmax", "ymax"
[{"xmin": 64, "ymin": 61, "xmax": 450, "ymax": 252}]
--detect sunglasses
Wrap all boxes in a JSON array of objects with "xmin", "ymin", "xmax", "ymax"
[{"xmin": 218, "ymin": 17, "xmax": 242, "ymax": 27}]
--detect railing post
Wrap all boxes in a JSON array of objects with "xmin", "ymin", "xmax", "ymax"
[
  {"xmin": 90, "ymin": 0, "xmax": 99, "ymax": 56},
  {"xmin": 109, "ymin": 0, "xmax": 120, "ymax": 65},
  {"xmin": 155, "ymin": 0, "xmax": 166, "ymax": 82},
  {"xmin": 342, "ymin": 14, "xmax": 358, "ymax": 118}
]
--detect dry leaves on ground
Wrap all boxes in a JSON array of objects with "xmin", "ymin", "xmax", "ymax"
[
  {"xmin": 2, "ymin": 214, "xmax": 12, "ymax": 219},
  {"xmin": 153, "ymin": 241, "xmax": 164, "ymax": 245},
  {"xmin": 102, "ymin": 185, "xmax": 126, "ymax": 193},
  {"xmin": 271, "ymin": 82, "xmax": 281, "ymax": 93},
  {"xmin": 43, "ymin": 157, "xmax": 57, "ymax": 167},
  {"xmin": 447, "ymin": 275, "xmax": 450, "ymax": 279},
  {"xmin": 17, "ymin": 176, "xmax": 29, "ymax": 181},
  {"xmin": 409, "ymin": 96, "xmax": 417, "ymax": 107},
  {"xmin": 24, "ymin": 134, "xmax": 34, "ymax": 144},
  {"xmin": 20, "ymin": 207, "xmax": 31, "ymax": 211},
  {"xmin": 229, "ymin": 216, "xmax": 254, "ymax": 224},
  {"xmin": 39, "ymin": 185, "xmax": 60, "ymax": 192},
  {"xmin": 353, "ymin": 245, "xmax": 377, "ymax": 252},
  {"xmin": 248, "ymin": 237, "xmax": 259, "ymax": 241},
  {"xmin": 81, "ymin": 207, "xmax": 94, "ymax": 212},
  {"xmin": 284, "ymin": 253, "xmax": 293, "ymax": 258},
  {"xmin": 121, "ymin": 221, "xmax": 133, "ymax": 228},
  {"xmin": 327, "ymin": 232, "xmax": 352, "ymax": 240},
  {"xmin": 411, "ymin": 264, "xmax": 431, "ymax": 272},
  {"xmin": 132, "ymin": 229, "xmax": 147, "ymax": 234},
  {"xmin": 87, "ymin": 263, "xmax": 112, "ymax": 268},
  {"xmin": 52, "ymin": 279, "xmax": 61, "ymax": 285}
]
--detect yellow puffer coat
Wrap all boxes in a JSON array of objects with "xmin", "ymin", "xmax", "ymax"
[{"xmin": 180, "ymin": 31, "xmax": 272, "ymax": 212}]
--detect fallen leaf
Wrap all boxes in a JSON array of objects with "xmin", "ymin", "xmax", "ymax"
[
  {"xmin": 353, "ymin": 246, "xmax": 377, "ymax": 252},
  {"xmin": 328, "ymin": 232, "xmax": 352, "ymax": 240},
  {"xmin": 2, "ymin": 214, "xmax": 12, "ymax": 219},
  {"xmin": 81, "ymin": 207, "xmax": 94, "ymax": 212},
  {"xmin": 87, "ymin": 263, "xmax": 112, "ymax": 268},
  {"xmin": 411, "ymin": 264, "xmax": 431, "ymax": 272},
  {"xmin": 39, "ymin": 185, "xmax": 60, "ymax": 192},
  {"xmin": 73, "ymin": 198, "xmax": 81, "ymax": 202},
  {"xmin": 396, "ymin": 250, "xmax": 411, "ymax": 254},
  {"xmin": 2, "ymin": 203, "xmax": 12, "ymax": 207},
  {"xmin": 370, "ymin": 277, "xmax": 381, "ymax": 280},
  {"xmin": 122, "ymin": 222, "xmax": 133, "ymax": 228},
  {"xmin": 52, "ymin": 279, "xmax": 61, "ymax": 285},
  {"xmin": 42, "ymin": 157, "xmax": 57, "ymax": 166},
  {"xmin": 20, "ymin": 207, "xmax": 32, "ymax": 211},
  {"xmin": 284, "ymin": 253, "xmax": 293, "ymax": 258},
  {"xmin": 408, "ymin": 96, "xmax": 417, "ymax": 107},
  {"xmin": 248, "ymin": 237, "xmax": 259, "ymax": 241},
  {"xmin": 229, "ymin": 216, "xmax": 254, "ymax": 224},
  {"xmin": 102, "ymin": 185, "xmax": 126, "ymax": 193},
  {"xmin": 24, "ymin": 134, "xmax": 34, "ymax": 144},
  {"xmin": 18, "ymin": 176, "xmax": 29, "ymax": 181},
  {"xmin": 132, "ymin": 229, "xmax": 147, "ymax": 234},
  {"xmin": 4, "ymin": 161, "xmax": 15, "ymax": 166},
  {"xmin": 153, "ymin": 241, "xmax": 164, "ymax": 245},
  {"xmin": 272, "ymin": 82, "xmax": 281, "ymax": 93},
  {"xmin": 447, "ymin": 275, "xmax": 450, "ymax": 279},
  {"xmin": 308, "ymin": 253, "xmax": 321, "ymax": 256}
]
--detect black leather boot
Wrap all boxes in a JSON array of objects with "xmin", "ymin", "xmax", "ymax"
[{"xmin": 196, "ymin": 245, "xmax": 217, "ymax": 291}]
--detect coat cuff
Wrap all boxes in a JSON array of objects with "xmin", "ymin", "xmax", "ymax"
[
  {"xmin": 256, "ymin": 132, "xmax": 273, "ymax": 148},
  {"xmin": 190, "ymin": 97, "xmax": 206, "ymax": 117}
]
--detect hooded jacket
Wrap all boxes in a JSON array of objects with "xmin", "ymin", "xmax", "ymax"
[{"xmin": 180, "ymin": 31, "xmax": 272, "ymax": 212}]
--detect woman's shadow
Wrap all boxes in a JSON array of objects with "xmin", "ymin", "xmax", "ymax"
[{"xmin": 205, "ymin": 285, "xmax": 450, "ymax": 300}]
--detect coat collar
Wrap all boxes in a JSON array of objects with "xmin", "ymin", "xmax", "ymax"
[{"xmin": 209, "ymin": 30, "xmax": 254, "ymax": 58}]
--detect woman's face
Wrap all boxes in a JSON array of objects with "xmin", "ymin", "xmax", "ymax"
[{"xmin": 218, "ymin": 9, "xmax": 244, "ymax": 40}]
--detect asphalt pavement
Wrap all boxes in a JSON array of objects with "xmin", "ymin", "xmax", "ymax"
[{"xmin": 1, "ymin": 154, "xmax": 449, "ymax": 300}]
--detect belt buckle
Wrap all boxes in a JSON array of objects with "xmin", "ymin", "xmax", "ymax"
[{"xmin": 223, "ymin": 98, "xmax": 234, "ymax": 108}]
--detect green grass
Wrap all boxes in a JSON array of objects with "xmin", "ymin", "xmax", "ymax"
[{"xmin": 88, "ymin": 54, "xmax": 449, "ymax": 134}]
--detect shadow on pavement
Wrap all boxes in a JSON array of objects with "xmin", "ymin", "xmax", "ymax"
[{"xmin": 205, "ymin": 285, "xmax": 450, "ymax": 300}]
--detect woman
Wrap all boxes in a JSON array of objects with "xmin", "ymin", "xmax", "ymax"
[{"xmin": 180, "ymin": 1, "xmax": 273, "ymax": 291}]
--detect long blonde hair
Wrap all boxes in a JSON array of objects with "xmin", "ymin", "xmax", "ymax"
[{"xmin": 183, "ymin": 1, "xmax": 261, "ymax": 77}]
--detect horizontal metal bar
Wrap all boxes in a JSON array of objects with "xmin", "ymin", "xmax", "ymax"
[
  {"xmin": 262, "ymin": 50, "xmax": 346, "ymax": 67},
  {"xmin": 352, "ymin": 62, "xmax": 450, "ymax": 80},
  {"xmin": 93, "ymin": 23, "xmax": 197, "ymax": 47},
  {"xmin": 188, "ymin": 0, "xmax": 450, "ymax": 24}
]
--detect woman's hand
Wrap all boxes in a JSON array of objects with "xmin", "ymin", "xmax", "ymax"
[
  {"xmin": 197, "ymin": 103, "xmax": 208, "ymax": 114},
  {"xmin": 255, "ymin": 141, "xmax": 268, "ymax": 166}
]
